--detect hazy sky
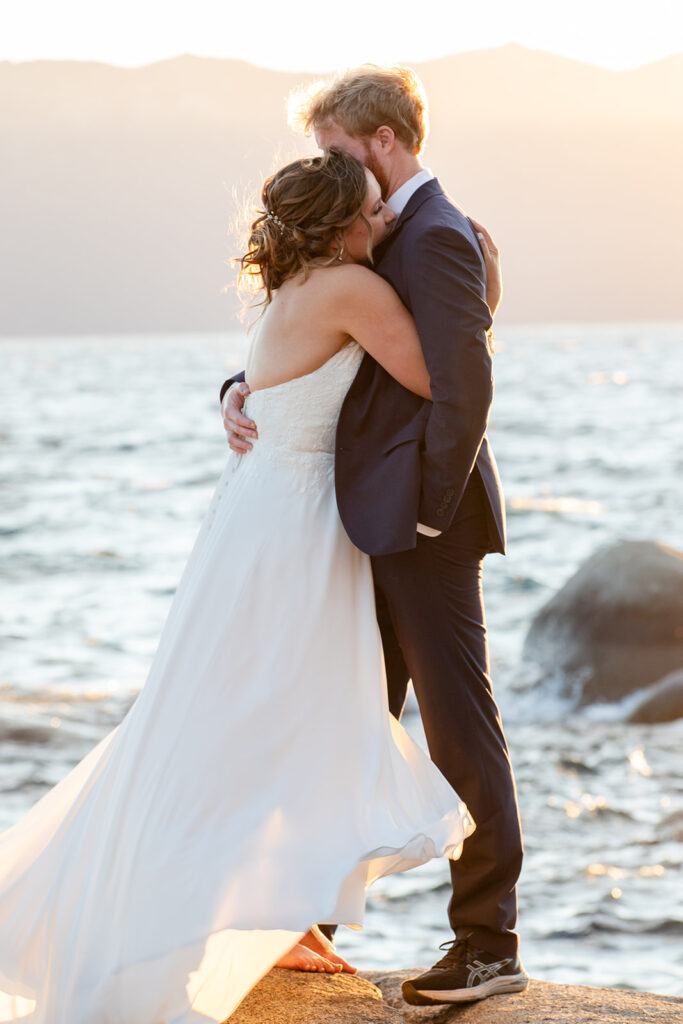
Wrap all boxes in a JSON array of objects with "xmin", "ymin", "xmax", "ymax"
[{"xmin": 2, "ymin": 0, "xmax": 682, "ymax": 72}]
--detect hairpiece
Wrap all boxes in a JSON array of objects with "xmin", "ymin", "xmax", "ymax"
[{"xmin": 265, "ymin": 209, "xmax": 286, "ymax": 231}]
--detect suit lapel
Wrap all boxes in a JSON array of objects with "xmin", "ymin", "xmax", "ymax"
[
  {"xmin": 375, "ymin": 177, "xmax": 486, "ymax": 278},
  {"xmin": 374, "ymin": 177, "xmax": 444, "ymax": 262},
  {"xmin": 394, "ymin": 176, "xmax": 444, "ymax": 229}
]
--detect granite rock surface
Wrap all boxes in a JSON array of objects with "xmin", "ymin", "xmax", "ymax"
[{"xmin": 226, "ymin": 966, "xmax": 683, "ymax": 1023}]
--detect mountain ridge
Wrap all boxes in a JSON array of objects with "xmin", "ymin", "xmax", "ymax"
[
  {"xmin": 2, "ymin": 47, "xmax": 681, "ymax": 333},
  {"xmin": 4, "ymin": 43, "xmax": 681, "ymax": 74}
]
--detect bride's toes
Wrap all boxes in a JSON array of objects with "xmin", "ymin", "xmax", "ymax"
[
  {"xmin": 313, "ymin": 949, "xmax": 355, "ymax": 974},
  {"xmin": 314, "ymin": 953, "xmax": 342, "ymax": 973},
  {"xmin": 306, "ymin": 950, "xmax": 342, "ymax": 973},
  {"xmin": 300, "ymin": 927, "xmax": 358, "ymax": 974},
  {"xmin": 275, "ymin": 943, "xmax": 342, "ymax": 973},
  {"xmin": 322, "ymin": 949, "xmax": 357, "ymax": 974}
]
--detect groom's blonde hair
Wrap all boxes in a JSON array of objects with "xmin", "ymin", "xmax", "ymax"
[{"xmin": 290, "ymin": 65, "xmax": 429, "ymax": 155}]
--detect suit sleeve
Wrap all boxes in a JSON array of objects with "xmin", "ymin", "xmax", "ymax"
[
  {"xmin": 406, "ymin": 224, "xmax": 493, "ymax": 531},
  {"xmin": 219, "ymin": 370, "xmax": 246, "ymax": 404}
]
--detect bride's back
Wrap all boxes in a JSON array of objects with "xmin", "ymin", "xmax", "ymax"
[{"xmin": 245, "ymin": 267, "xmax": 350, "ymax": 392}]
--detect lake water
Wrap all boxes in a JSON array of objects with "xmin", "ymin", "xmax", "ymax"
[{"xmin": 1, "ymin": 323, "xmax": 682, "ymax": 996}]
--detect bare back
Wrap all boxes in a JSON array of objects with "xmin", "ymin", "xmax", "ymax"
[
  {"xmin": 245, "ymin": 268, "xmax": 350, "ymax": 392},
  {"xmin": 246, "ymin": 264, "xmax": 431, "ymax": 401}
]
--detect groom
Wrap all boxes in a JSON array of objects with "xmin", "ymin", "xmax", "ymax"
[{"xmin": 221, "ymin": 65, "xmax": 526, "ymax": 1006}]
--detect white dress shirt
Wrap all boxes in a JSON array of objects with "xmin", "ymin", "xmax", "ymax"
[
  {"xmin": 386, "ymin": 169, "xmax": 441, "ymax": 538},
  {"xmin": 386, "ymin": 167, "xmax": 434, "ymax": 216}
]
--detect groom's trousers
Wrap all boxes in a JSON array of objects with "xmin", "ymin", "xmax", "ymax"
[{"xmin": 370, "ymin": 469, "xmax": 523, "ymax": 959}]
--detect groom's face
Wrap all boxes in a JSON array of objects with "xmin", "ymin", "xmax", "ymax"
[{"xmin": 314, "ymin": 123, "xmax": 391, "ymax": 198}]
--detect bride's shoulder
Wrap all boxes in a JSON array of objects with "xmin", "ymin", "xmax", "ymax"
[
  {"xmin": 312, "ymin": 264, "xmax": 388, "ymax": 303},
  {"xmin": 307, "ymin": 263, "xmax": 375, "ymax": 287},
  {"xmin": 302, "ymin": 266, "xmax": 396, "ymax": 325}
]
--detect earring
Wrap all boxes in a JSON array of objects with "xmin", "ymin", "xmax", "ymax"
[{"xmin": 337, "ymin": 239, "xmax": 345, "ymax": 263}]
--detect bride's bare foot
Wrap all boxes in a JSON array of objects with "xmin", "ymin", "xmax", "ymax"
[
  {"xmin": 275, "ymin": 942, "xmax": 342, "ymax": 973},
  {"xmin": 300, "ymin": 927, "xmax": 358, "ymax": 974}
]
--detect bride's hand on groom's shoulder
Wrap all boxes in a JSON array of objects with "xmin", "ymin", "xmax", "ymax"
[
  {"xmin": 222, "ymin": 383, "xmax": 257, "ymax": 454},
  {"xmin": 470, "ymin": 218, "xmax": 502, "ymax": 322}
]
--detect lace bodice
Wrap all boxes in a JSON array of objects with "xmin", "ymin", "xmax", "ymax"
[
  {"xmin": 202, "ymin": 343, "xmax": 364, "ymax": 535},
  {"xmin": 243, "ymin": 341, "xmax": 364, "ymax": 461}
]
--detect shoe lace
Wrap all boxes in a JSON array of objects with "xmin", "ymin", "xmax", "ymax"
[{"xmin": 432, "ymin": 936, "xmax": 472, "ymax": 970}]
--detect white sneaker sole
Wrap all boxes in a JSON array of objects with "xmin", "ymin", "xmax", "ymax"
[{"xmin": 413, "ymin": 970, "xmax": 529, "ymax": 1003}]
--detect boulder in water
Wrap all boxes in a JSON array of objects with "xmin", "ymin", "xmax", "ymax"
[
  {"xmin": 523, "ymin": 540, "xmax": 683, "ymax": 704},
  {"xmin": 627, "ymin": 668, "xmax": 683, "ymax": 723}
]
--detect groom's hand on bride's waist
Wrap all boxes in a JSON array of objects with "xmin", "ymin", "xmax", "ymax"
[{"xmin": 222, "ymin": 383, "xmax": 258, "ymax": 454}]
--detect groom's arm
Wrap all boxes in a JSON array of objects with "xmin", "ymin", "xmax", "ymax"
[{"xmin": 407, "ymin": 224, "xmax": 494, "ymax": 532}]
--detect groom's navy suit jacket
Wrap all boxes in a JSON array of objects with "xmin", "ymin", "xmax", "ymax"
[
  {"xmin": 220, "ymin": 178, "xmax": 506, "ymax": 558},
  {"xmin": 335, "ymin": 178, "xmax": 505, "ymax": 556}
]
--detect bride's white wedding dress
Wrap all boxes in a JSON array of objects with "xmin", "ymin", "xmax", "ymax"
[{"xmin": 0, "ymin": 340, "xmax": 474, "ymax": 1023}]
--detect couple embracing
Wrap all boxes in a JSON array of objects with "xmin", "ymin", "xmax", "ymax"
[{"xmin": 0, "ymin": 66, "xmax": 526, "ymax": 1023}]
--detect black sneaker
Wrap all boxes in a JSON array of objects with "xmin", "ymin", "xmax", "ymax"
[{"xmin": 401, "ymin": 936, "xmax": 529, "ymax": 1005}]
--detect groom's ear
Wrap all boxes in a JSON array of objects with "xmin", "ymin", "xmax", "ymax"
[{"xmin": 374, "ymin": 125, "xmax": 397, "ymax": 152}]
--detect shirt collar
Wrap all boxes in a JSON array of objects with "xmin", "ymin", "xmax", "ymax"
[{"xmin": 386, "ymin": 168, "xmax": 434, "ymax": 216}]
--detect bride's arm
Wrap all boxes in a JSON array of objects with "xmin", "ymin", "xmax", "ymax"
[{"xmin": 331, "ymin": 266, "xmax": 431, "ymax": 400}]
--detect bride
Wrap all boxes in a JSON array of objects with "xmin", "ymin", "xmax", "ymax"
[{"xmin": 0, "ymin": 148, "xmax": 488, "ymax": 1023}]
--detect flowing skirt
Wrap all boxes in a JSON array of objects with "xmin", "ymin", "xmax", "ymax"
[{"xmin": 0, "ymin": 445, "xmax": 473, "ymax": 1023}]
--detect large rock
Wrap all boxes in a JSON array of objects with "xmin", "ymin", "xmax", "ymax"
[
  {"xmin": 363, "ymin": 970, "xmax": 683, "ymax": 1023},
  {"xmin": 523, "ymin": 541, "xmax": 683, "ymax": 704},
  {"xmin": 228, "ymin": 967, "xmax": 683, "ymax": 1023},
  {"xmin": 228, "ymin": 967, "xmax": 403, "ymax": 1023},
  {"xmin": 627, "ymin": 668, "xmax": 683, "ymax": 723}
]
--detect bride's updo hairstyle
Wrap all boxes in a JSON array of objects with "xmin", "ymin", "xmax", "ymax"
[{"xmin": 239, "ymin": 147, "xmax": 370, "ymax": 306}]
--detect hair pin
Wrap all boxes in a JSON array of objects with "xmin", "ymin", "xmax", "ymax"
[{"xmin": 265, "ymin": 209, "xmax": 286, "ymax": 231}]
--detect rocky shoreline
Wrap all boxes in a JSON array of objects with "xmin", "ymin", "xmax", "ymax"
[{"xmin": 228, "ymin": 967, "xmax": 683, "ymax": 1022}]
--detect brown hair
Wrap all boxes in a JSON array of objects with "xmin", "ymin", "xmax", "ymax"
[
  {"xmin": 239, "ymin": 148, "xmax": 370, "ymax": 306},
  {"xmin": 290, "ymin": 65, "xmax": 428, "ymax": 155}
]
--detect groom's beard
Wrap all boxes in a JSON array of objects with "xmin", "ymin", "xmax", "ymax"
[{"xmin": 362, "ymin": 147, "xmax": 391, "ymax": 200}]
